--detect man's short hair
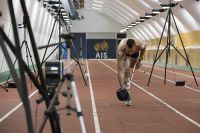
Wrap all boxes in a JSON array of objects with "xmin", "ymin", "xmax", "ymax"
[{"xmin": 126, "ymin": 39, "xmax": 135, "ymax": 48}]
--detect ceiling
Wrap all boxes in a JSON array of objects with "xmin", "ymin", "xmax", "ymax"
[
  {"xmin": 84, "ymin": 0, "xmax": 165, "ymax": 26},
  {"xmin": 56, "ymin": 0, "xmax": 200, "ymax": 41}
]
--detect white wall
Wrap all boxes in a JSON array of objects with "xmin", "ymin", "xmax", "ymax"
[
  {"xmin": 70, "ymin": 8, "xmax": 122, "ymax": 33},
  {"xmin": 0, "ymin": 0, "xmax": 59, "ymax": 72}
]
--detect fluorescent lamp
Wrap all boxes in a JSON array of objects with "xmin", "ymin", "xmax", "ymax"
[
  {"xmin": 92, "ymin": 6, "xmax": 102, "ymax": 10},
  {"xmin": 152, "ymin": 9, "xmax": 166, "ymax": 14},
  {"xmin": 131, "ymin": 23, "xmax": 136, "ymax": 26},
  {"xmin": 135, "ymin": 21, "xmax": 141, "ymax": 24},
  {"xmin": 92, "ymin": 3, "xmax": 103, "ymax": 7},
  {"xmin": 174, "ymin": 0, "xmax": 183, "ymax": 1},
  {"xmin": 140, "ymin": 17, "xmax": 147, "ymax": 21},
  {"xmin": 93, "ymin": 0, "xmax": 104, "ymax": 4},
  {"xmin": 160, "ymin": 3, "xmax": 178, "ymax": 9},
  {"xmin": 145, "ymin": 13, "xmax": 153, "ymax": 18}
]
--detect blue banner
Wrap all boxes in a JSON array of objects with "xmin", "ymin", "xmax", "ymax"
[{"xmin": 87, "ymin": 39, "xmax": 117, "ymax": 59}]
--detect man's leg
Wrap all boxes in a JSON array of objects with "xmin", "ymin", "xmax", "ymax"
[
  {"xmin": 117, "ymin": 55, "xmax": 125, "ymax": 88},
  {"xmin": 124, "ymin": 58, "xmax": 133, "ymax": 106}
]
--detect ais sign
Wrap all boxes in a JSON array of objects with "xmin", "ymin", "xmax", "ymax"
[{"xmin": 87, "ymin": 39, "xmax": 116, "ymax": 59}]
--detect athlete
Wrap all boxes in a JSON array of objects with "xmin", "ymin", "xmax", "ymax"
[{"xmin": 117, "ymin": 38, "xmax": 146, "ymax": 106}]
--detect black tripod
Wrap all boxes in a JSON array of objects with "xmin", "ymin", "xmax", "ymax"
[
  {"xmin": 4, "ymin": 16, "xmax": 36, "ymax": 89},
  {"xmin": 72, "ymin": 37, "xmax": 86, "ymax": 74},
  {"xmin": 147, "ymin": 0, "xmax": 198, "ymax": 86}
]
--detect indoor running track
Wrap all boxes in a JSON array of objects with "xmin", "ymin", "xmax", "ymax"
[{"xmin": 0, "ymin": 59, "xmax": 200, "ymax": 133}]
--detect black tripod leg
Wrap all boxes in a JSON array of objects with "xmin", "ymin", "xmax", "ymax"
[
  {"xmin": 25, "ymin": 42, "xmax": 35, "ymax": 89},
  {"xmin": 171, "ymin": 11, "xmax": 198, "ymax": 86},
  {"xmin": 20, "ymin": 0, "xmax": 60, "ymax": 132},
  {"xmin": 4, "ymin": 41, "xmax": 25, "ymax": 88},
  {"xmin": 148, "ymin": 11, "xmax": 170, "ymax": 86},
  {"xmin": 41, "ymin": 18, "xmax": 57, "ymax": 64},
  {"xmin": 70, "ymin": 40, "xmax": 87, "ymax": 86},
  {"xmin": 0, "ymin": 84, "xmax": 8, "ymax": 92}
]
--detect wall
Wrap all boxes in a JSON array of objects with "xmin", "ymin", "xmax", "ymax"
[
  {"xmin": 127, "ymin": 1, "xmax": 200, "ymax": 69},
  {"xmin": 0, "ymin": 0, "xmax": 60, "ymax": 73},
  {"xmin": 70, "ymin": 8, "xmax": 122, "ymax": 33}
]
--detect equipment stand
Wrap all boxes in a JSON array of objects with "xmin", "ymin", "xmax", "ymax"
[
  {"xmin": 64, "ymin": 36, "xmax": 86, "ymax": 133},
  {"xmin": 66, "ymin": 74, "xmax": 87, "ymax": 133},
  {"xmin": 72, "ymin": 37, "xmax": 86, "ymax": 74},
  {"xmin": 4, "ymin": 16, "xmax": 36, "ymax": 89},
  {"xmin": 147, "ymin": 0, "xmax": 198, "ymax": 86}
]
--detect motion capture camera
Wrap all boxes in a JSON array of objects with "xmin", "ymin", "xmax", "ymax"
[
  {"xmin": 116, "ymin": 88, "xmax": 129, "ymax": 101},
  {"xmin": 45, "ymin": 61, "xmax": 63, "ymax": 90},
  {"xmin": 42, "ymin": 61, "xmax": 63, "ymax": 104}
]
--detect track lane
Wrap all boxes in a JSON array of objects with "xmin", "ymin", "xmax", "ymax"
[
  {"xmin": 87, "ymin": 59, "xmax": 200, "ymax": 133},
  {"xmin": 0, "ymin": 60, "xmax": 95, "ymax": 133},
  {"xmin": 100, "ymin": 60, "xmax": 200, "ymax": 130}
]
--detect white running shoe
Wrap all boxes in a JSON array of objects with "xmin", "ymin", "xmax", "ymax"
[
  {"xmin": 125, "ymin": 100, "xmax": 132, "ymax": 106},
  {"xmin": 124, "ymin": 90, "xmax": 132, "ymax": 106}
]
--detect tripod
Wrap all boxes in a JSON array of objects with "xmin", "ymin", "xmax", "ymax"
[
  {"xmin": 37, "ymin": 36, "xmax": 87, "ymax": 133},
  {"xmin": 64, "ymin": 36, "xmax": 86, "ymax": 133},
  {"xmin": 4, "ymin": 16, "xmax": 36, "ymax": 89},
  {"xmin": 147, "ymin": 0, "xmax": 198, "ymax": 86},
  {"xmin": 72, "ymin": 37, "xmax": 86, "ymax": 74}
]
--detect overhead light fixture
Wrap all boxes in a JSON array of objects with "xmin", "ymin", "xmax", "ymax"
[
  {"xmin": 93, "ymin": 0, "xmax": 104, "ymax": 4},
  {"xmin": 173, "ymin": 0, "xmax": 183, "ymax": 1},
  {"xmin": 131, "ymin": 23, "xmax": 136, "ymax": 26},
  {"xmin": 140, "ymin": 17, "xmax": 148, "ymax": 21},
  {"xmin": 64, "ymin": 18, "xmax": 70, "ymax": 21},
  {"xmin": 92, "ymin": 3, "xmax": 103, "ymax": 7},
  {"xmin": 152, "ymin": 9, "xmax": 166, "ymax": 14},
  {"xmin": 128, "ymin": 25, "xmax": 133, "ymax": 28},
  {"xmin": 92, "ymin": 6, "xmax": 102, "ymax": 10},
  {"xmin": 43, "ymin": 1, "xmax": 62, "ymax": 4},
  {"xmin": 145, "ymin": 13, "xmax": 153, "ymax": 18},
  {"xmin": 135, "ymin": 21, "xmax": 141, "ymax": 24},
  {"xmin": 160, "ymin": 3, "xmax": 178, "ymax": 9}
]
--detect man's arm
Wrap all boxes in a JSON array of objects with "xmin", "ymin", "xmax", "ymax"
[{"xmin": 139, "ymin": 45, "xmax": 146, "ymax": 60}]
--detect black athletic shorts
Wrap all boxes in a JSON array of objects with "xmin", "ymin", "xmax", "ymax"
[{"xmin": 126, "ymin": 52, "xmax": 139, "ymax": 59}]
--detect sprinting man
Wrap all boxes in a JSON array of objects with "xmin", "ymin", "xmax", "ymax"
[{"xmin": 117, "ymin": 38, "xmax": 146, "ymax": 106}]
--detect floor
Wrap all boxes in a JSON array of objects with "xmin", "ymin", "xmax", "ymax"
[{"xmin": 0, "ymin": 59, "xmax": 200, "ymax": 133}]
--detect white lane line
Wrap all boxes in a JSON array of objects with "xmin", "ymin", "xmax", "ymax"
[
  {"xmin": 142, "ymin": 64, "xmax": 200, "ymax": 80},
  {"xmin": 0, "ymin": 90, "xmax": 38, "ymax": 123},
  {"xmin": 138, "ymin": 69, "xmax": 200, "ymax": 93},
  {"xmin": 110, "ymin": 60, "xmax": 200, "ymax": 80},
  {"xmin": 86, "ymin": 59, "xmax": 101, "ymax": 133},
  {"xmin": 64, "ymin": 60, "xmax": 74, "ymax": 70},
  {"xmin": 0, "ymin": 61, "xmax": 73, "ymax": 123},
  {"xmin": 99, "ymin": 60, "xmax": 200, "ymax": 128},
  {"xmin": 110, "ymin": 60, "xmax": 200, "ymax": 93}
]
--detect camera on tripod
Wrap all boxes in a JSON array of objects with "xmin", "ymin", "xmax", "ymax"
[
  {"xmin": 45, "ymin": 61, "xmax": 63, "ymax": 88},
  {"xmin": 42, "ymin": 61, "xmax": 63, "ymax": 104}
]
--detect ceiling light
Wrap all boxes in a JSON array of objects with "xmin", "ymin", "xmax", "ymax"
[
  {"xmin": 140, "ymin": 17, "xmax": 147, "ymax": 21},
  {"xmin": 152, "ymin": 9, "xmax": 166, "ymax": 14},
  {"xmin": 131, "ymin": 23, "xmax": 136, "ymax": 26},
  {"xmin": 160, "ymin": 3, "xmax": 178, "ymax": 9},
  {"xmin": 92, "ymin": 6, "xmax": 102, "ymax": 10},
  {"xmin": 92, "ymin": 3, "xmax": 103, "ymax": 7},
  {"xmin": 93, "ymin": 0, "xmax": 104, "ymax": 4},
  {"xmin": 135, "ymin": 21, "xmax": 141, "ymax": 24}
]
